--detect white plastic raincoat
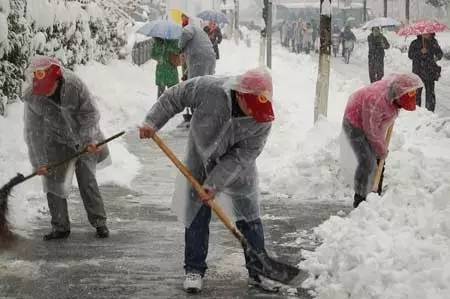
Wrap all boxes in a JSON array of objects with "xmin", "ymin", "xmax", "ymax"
[
  {"xmin": 144, "ymin": 74, "xmax": 271, "ymax": 227},
  {"xmin": 179, "ymin": 24, "xmax": 216, "ymax": 78},
  {"xmin": 23, "ymin": 58, "xmax": 109, "ymax": 198}
]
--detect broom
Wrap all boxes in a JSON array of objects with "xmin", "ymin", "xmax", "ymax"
[{"xmin": 0, "ymin": 131, "xmax": 125, "ymax": 242}]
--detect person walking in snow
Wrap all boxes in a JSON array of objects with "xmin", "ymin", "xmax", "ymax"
[
  {"xmin": 302, "ymin": 22, "xmax": 314, "ymax": 54},
  {"xmin": 408, "ymin": 34, "xmax": 443, "ymax": 112},
  {"xmin": 368, "ymin": 27, "xmax": 390, "ymax": 83},
  {"xmin": 150, "ymin": 37, "xmax": 180, "ymax": 97},
  {"xmin": 179, "ymin": 16, "xmax": 216, "ymax": 80},
  {"xmin": 139, "ymin": 68, "xmax": 277, "ymax": 293},
  {"xmin": 342, "ymin": 73, "xmax": 423, "ymax": 208},
  {"xmin": 178, "ymin": 14, "xmax": 216, "ymax": 126},
  {"xmin": 203, "ymin": 20, "xmax": 223, "ymax": 60},
  {"xmin": 23, "ymin": 56, "xmax": 110, "ymax": 240},
  {"xmin": 340, "ymin": 25, "xmax": 356, "ymax": 57},
  {"xmin": 293, "ymin": 20, "xmax": 303, "ymax": 53}
]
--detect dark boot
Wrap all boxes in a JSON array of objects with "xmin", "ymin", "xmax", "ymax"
[
  {"xmin": 353, "ymin": 194, "xmax": 366, "ymax": 208},
  {"xmin": 96, "ymin": 225, "xmax": 109, "ymax": 238},
  {"xmin": 43, "ymin": 230, "xmax": 70, "ymax": 241}
]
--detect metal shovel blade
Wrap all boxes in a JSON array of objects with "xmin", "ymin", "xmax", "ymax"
[{"xmin": 246, "ymin": 246, "xmax": 300, "ymax": 284}]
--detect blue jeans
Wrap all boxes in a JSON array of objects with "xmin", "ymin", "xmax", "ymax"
[{"xmin": 184, "ymin": 205, "xmax": 265, "ymax": 277}]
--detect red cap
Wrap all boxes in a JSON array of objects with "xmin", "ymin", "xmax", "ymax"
[
  {"xmin": 240, "ymin": 93, "xmax": 274, "ymax": 123},
  {"xmin": 32, "ymin": 64, "xmax": 62, "ymax": 96},
  {"xmin": 239, "ymin": 69, "xmax": 273, "ymax": 102},
  {"xmin": 398, "ymin": 90, "xmax": 417, "ymax": 111}
]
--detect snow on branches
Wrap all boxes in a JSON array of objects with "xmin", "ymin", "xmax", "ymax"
[{"xmin": 426, "ymin": 0, "xmax": 449, "ymax": 8}]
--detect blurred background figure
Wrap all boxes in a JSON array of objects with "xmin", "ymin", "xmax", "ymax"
[
  {"xmin": 368, "ymin": 27, "xmax": 390, "ymax": 83},
  {"xmin": 302, "ymin": 22, "xmax": 313, "ymax": 54},
  {"xmin": 203, "ymin": 21, "xmax": 223, "ymax": 60},
  {"xmin": 408, "ymin": 34, "xmax": 443, "ymax": 112},
  {"xmin": 151, "ymin": 37, "xmax": 181, "ymax": 97}
]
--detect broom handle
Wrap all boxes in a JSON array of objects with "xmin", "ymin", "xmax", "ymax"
[
  {"xmin": 372, "ymin": 125, "xmax": 394, "ymax": 192},
  {"xmin": 151, "ymin": 134, "xmax": 247, "ymax": 245},
  {"xmin": 22, "ymin": 131, "xmax": 126, "ymax": 181}
]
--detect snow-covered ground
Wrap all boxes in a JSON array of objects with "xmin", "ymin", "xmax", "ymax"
[{"xmin": 1, "ymin": 30, "xmax": 450, "ymax": 298}]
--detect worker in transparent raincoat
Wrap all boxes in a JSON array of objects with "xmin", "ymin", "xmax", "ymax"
[
  {"xmin": 179, "ymin": 16, "xmax": 216, "ymax": 80},
  {"xmin": 139, "ymin": 68, "xmax": 275, "ymax": 293},
  {"xmin": 341, "ymin": 73, "xmax": 423, "ymax": 208},
  {"xmin": 178, "ymin": 15, "xmax": 217, "ymax": 126},
  {"xmin": 23, "ymin": 56, "xmax": 110, "ymax": 240}
]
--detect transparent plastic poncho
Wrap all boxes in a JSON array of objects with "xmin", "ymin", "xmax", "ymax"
[
  {"xmin": 23, "ymin": 57, "xmax": 109, "ymax": 198},
  {"xmin": 340, "ymin": 73, "xmax": 423, "ymax": 195},
  {"xmin": 144, "ymin": 71, "xmax": 272, "ymax": 227}
]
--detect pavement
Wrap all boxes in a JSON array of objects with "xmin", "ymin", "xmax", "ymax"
[{"xmin": 0, "ymin": 130, "xmax": 351, "ymax": 299}]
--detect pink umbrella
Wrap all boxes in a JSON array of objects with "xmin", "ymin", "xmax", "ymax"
[{"xmin": 398, "ymin": 20, "xmax": 448, "ymax": 36}]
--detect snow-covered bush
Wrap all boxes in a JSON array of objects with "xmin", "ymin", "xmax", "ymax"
[{"xmin": 0, "ymin": 0, "xmax": 130, "ymax": 116}]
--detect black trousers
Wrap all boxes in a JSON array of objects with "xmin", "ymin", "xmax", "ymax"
[
  {"xmin": 157, "ymin": 85, "xmax": 166, "ymax": 98},
  {"xmin": 342, "ymin": 120, "xmax": 377, "ymax": 198},
  {"xmin": 416, "ymin": 80, "xmax": 436, "ymax": 112},
  {"xmin": 369, "ymin": 58, "xmax": 384, "ymax": 83}
]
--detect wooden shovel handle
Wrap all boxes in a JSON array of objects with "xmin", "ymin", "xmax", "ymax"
[
  {"xmin": 372, "ymin": 125, "xmax": 394, "ymax": 192},
  {"xmin": 151, "ymin": 134, "xmax": 247, "ymax": 245}
]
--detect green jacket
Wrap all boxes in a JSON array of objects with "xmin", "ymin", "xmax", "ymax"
[{"xmin": 151, "ymin": 39, "xmax": 180, "ymax": 87}]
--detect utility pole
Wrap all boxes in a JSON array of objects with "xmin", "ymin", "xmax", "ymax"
[
  {"xmin": 363, "ymin": 0, "xmax": 367, "ymax": 22},
  {"xmin": 266, "ymin": 0, "xmax": 272, "ymax": 68},
  {"xmin": 405, "ymin": 0, "xmax": 410, "ymax": 24},
  {"xmin": 233, "ymin": 0, "xmax": 239, "ymax": 43},
  {"xmin": 384, "ymin": 0, "xmax": 388, "ymax": 17},
  {"xmin": 314, "ymin": 0, "xmax": 332, "ymax": 122},
  {"xmin": 234, "ymin": 0, "xmax": 239, "ymax": 31},
  {"xmin": 261, "ymin": 0, "xmax": 272, "ymax": 68}
]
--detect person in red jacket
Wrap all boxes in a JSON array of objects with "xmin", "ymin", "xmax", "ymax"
[{"xmin": 342, "ymin": 73, "xmax": 423, "ymax": 208}]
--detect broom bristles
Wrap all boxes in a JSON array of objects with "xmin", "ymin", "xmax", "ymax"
[{"xmin": 0, "ymin": 173, "xmax": 25, "ymax": 243}]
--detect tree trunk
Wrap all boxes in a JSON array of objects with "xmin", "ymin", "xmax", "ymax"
[
  {"xmin": 266, "ymin": 0, "xmax": 272, "ymax": 68},
  {"xmin": 405, "ymin": 0, "xmax": 410, "ymax": 24},
  {"xmin": 447, "ymin": 2, "xmax": 450, "ymax": 27},
  {"xmin": 363, "ymin": 0, "xmax": 367, "ymax": 22},
  {"xmin": 314, "ymin": 0, "xmax": 332, "ymax": 122},
  {"xmin": 384, "ymin": 0, "xmax": 388, "ymax": 17},
  {"xmin": 234, "ymin": 0, "xmax": 239, "ymax": 44}
]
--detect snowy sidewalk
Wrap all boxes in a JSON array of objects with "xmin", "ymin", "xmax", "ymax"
[{"xmin": 0, "ymin": 130, "xmax": 350, "ymax": 298}]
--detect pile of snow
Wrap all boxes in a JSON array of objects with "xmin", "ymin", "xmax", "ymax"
[{"xmin": 300, "ymin": 113, "xmax": 450, "ymax": 297}]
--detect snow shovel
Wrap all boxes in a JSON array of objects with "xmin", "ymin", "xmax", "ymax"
[
  {"xmin": 150, "ymin": 133, "xmax": 300, "ymax": 284},
  {"xmin": 372, "ymin": 125, "xmax": 394, "ymax": 193},
  {"xmin": 0, "ymin": 131, "xmax": 125, "ymax": 241}
]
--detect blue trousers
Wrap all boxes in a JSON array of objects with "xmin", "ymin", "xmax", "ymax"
[{"xmin": 184, "ymin": 204, "xmax": 265, "ymax": 277}]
